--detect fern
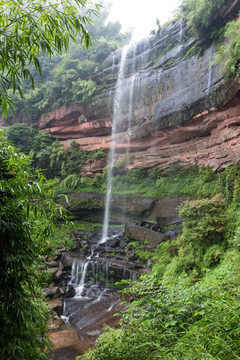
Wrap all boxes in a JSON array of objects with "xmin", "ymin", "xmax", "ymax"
[{"xmin": 60, "ymin": 174, "xmax": 82, "ymax": 189}]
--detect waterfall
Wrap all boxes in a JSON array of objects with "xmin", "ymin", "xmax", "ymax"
[
  {"xmin": 100, "ymin": 44, "xmax": 131, "ymax": 243},
  {"xmin": 207, "ymin": 45, "xmax": 214, "ymax": 96},
  {"xmin": 179, "ymin": 19, "xmax": 183, "ymax": 43},
  {"xmin": 71, "ymin": 259, "xmax": 89, "ymax": 298}
]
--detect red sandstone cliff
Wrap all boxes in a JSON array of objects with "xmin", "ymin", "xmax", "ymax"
[{"xmin": 37, "ymin": 14, "xmax": 240, "ymax": 173}]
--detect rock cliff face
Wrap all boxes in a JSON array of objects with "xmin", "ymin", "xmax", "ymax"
[{"xmin": 39, "ymin": 10, "xmax": 240, "ymax": 172}]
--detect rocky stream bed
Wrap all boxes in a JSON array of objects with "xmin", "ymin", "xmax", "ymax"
[{"xmin": 43, "ymin": 220, "xmax": 182, "ymax": 359}]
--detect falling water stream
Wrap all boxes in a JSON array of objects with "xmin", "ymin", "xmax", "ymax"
[
  {"xmin": 100, "ymin": 44, "xmax": 131, "ymax": 243},
  {"xmin": 51, "ymin": 41, "xmax": 145, "ymax": 360},
  {"xmin": 100, "ymin": 41, "xmax": 140, "ymax": 243},
  {"xmin": 207, "ymin": 45, "xmax": 214, "ymax": 96}
]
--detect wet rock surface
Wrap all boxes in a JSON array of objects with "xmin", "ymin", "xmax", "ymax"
[
  {"xmin": 125, "ymin": 219, "xmax": 182, "ymax": 245},
  {"xmin": 45, "ymin": 226, "xmax": 141, "ymax": 359},
  {"xmin": 45, "ymin": 218, "xmax": 182, "ymax": 359},
  {"xmin": 38, "ymin": 17, "xmax": 240, "ymax": 173},
  {"xmin": 67, "ymin": 193, "xmax": 186, "ymax": 225}
]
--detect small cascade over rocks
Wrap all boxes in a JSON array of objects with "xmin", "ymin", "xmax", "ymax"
[
  {"xmin": 68, "ymin": 228, "xmax": 141, "ymax": 301},
  {"xmin": 46, "ymin": 226, "xmax": 144, "ymax": 327},
  {"xmin": 70, "ymin": 259, "xmax": 89, "ymax": 297},
  {"xmin": 46, "ymin": 225, "xmax": 148, "ymax": 360},
  {"xmin": 46, "ymin": 215, "xmax": 183, "ymax": 359}
]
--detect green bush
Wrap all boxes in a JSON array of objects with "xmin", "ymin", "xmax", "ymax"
[
  {"xmin": 180, "ymin": 0, "xmax": 230, "ymax": 51},
  {"xmin": 0, "ymin": 132, "xmax": 71, "ymax": 359},
  {"xmin": 84, "ymin": 262, "xmax": 240, "ymax": 360},
  {"xmin": 215, "ymin": 17, "xmax": 240, "ymax": 79}
]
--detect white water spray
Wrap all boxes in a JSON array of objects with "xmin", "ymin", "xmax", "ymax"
[
  {"xmin": 100, "ymin": 44, "xmax": 131, "ymax": 243},
  {"xmin": 179, "ymin": 19, "xmax": 183, "ymax": 43},
  {"xmin": 71, "ymin": 259, "xmax": 89, "ymax": 298},
  {"xmin": 207, "ymin": 45, "xmax": 214, "ymax": 96}
]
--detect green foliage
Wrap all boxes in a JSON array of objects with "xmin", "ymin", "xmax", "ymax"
[
  {"xmin": 48, "ymin": 140, "xmax": 68, "ymax": 178},
  {"xmin": 180, "ymin": 0, "xmax": 229, "ymax": 51},
  {"xmin": 0, "ymin": 0, "xmax": 99, "ymax": 117},
  {"xmin": 0, "ymin": 132, "xmax": 72, "ymax": 359},
  {"xmin": 5, "ymin": 126, "xmax": 88, "ymax": 180},
  {"xmin": 179, "ymin": 194, "xmax": 227, "ymax": 245},
  {"xmin": 165, "ymin": 194, "xmax": 228, "ymax": 279},
  {"xmin": 6, "ymin": 123, "xmax": 37, "ymax": 153},
  {"xmin": 107, "ymin": 164, "xmax": 240, "ymax": 203},
  {"xmin": 7, "ymin": 4, "xmax": 130, "ymax": 122},
  {"xmin": 84, "ymin": 262, "xmax": 240, "ymax": 360},
  {"xmin": 152, "ymin": 240, "xmax": 178, "ymax": 277},
  {"xmin": 60, "ymin": 173, "xmax": 83, "ymax": 190},
  {"xmin": 215, "ymin": 17, "xmax": 240, "ymax": 79},
  {"xmin": 72, "ymin": 78, "xmax": 97, "ymax": 103},
  {"xmin": 134, "ymin": 249, "xmax": 154, "ymax": 261},
  {"xmin": 83, "ymin": 172, "xmax": 240, "ymax": 360},
  {"xmin": 229, "ymin": 226, "xmax": 240, "ymax": 251}
]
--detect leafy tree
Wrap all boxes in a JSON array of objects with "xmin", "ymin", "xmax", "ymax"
[
  {"xmin": 48, "ymin": 140, "xmax": 68, "ymax": 178},
  {"xmin": 60, "ymin": 173, "xmax": 83, "ymax": 189},
  {"xmin": 179, "ymin": 0, "xmax": 235, "ymax": 52},
  {"xmin": 6, "ymin": 123, "xmax": 37, "ymax": 153},
  {"xmin": 5, "ymin": 3, "xmax": 130, "ymax": 123},
  {"xmin": 214, "ymin": 17, "xmax": 240, "ymax": 79},
  {"xmin": 0, "ymin": 0, "xmax": 99, "ymax": 116},
  {"xmin": 0, "ymin": 131, "xmax": 71, "ymax": 359},
  {"xmin": 178, "ymin": 193, "xmax": 227, "ymax": 246},
  {"xmin": 72, "ymin": 78, "xmax": 97, "ymax": 103},
  {"xmin": 180, "ymin": 0, "xmax": 225, "ymax": 37}
]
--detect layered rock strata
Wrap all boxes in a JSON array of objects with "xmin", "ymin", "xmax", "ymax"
[
  {"xmin": 67, "ymin": 193, "xmax": 186, "ymax": 224},
  {"xmin": 38, "ymin": 13, "xmax": 240, "ymax": 172}
]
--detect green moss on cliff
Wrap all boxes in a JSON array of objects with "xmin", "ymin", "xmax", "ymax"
[{"xmin": 110, "ymin": 165, "xmax": 240, "ymax": 202}]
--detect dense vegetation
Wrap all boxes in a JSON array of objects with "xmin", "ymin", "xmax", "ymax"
[
  {"xmin": 5, "ymin": 123, "xmax": 106, "ymax": 192},
  {"xmin": 0, "ymin": 132, "xmax": 72, "ymax": 359},
  {"xmin": 0, "ymin": 1, "xmax": 103, "ymax": 358},
  {"xmin": 214, "ymin": 17, "xmax": 240, "ymax": 79},
  {"xmin": 178, "ymin": 0, "xmax": 237, "ymax": 54},
  {"xmin": 1, "ymin": 0, "xmax": 240, "ymax": 359},
  {"xmin": 82, "ymin": 178, "xmax": 240, "ymax": 359},
  {"xmin": 3, "ymin": 121, "xmax": 240, "ymax": 359},
  {"xmin": 0, "ymin": 0, "xmax": 99, "ymax": 117},
  {"xmin": 8, "ymin": 123, "xmax": 238, "ymax": 360},
  {"xmin": 6, "ymin": 5, "xmax": 130, "ymax": 124},
  {"xmin": 175, "ymin": 0, "xmax": 240, "ymax": 81}
]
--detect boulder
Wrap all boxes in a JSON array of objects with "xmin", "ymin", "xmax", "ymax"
[
  {"xmin": 43, "ymin": 287, "xmax": 62, "ymax": 298},
  {"xmin": 48, "ymin": 310, "xmax": 64, "ymax": 330},
  {"xmin": 47, "ymin": 298, "xmax": 63, "ymax": 316},
  {"xmin": 60, "ymin": 253, "xmax": 74, "ymax": 269},
  {"xmin": 125, "ymin": 224, "xmax": 167, "ymax": 245},
  {"xmin": 106, "ymin": 237, "xmax": 120, "ymax": 247},
  {"xmin": 119, "ymin": 240, "xmax": 128, "ymax": 248},
  {"xmin": 65, "ymin": 285, "xmax": 76, "ymax": 298},
  {"xmin": 46, "ymin": 260, "xmax": 59, "ymax": 267},
  {"xmin": 47, "ymin": 267, "xmax": 63, "ymax": 279}
]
